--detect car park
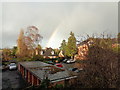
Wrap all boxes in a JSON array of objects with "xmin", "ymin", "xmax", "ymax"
[{"xmin": 8, "ymin": 63, "xmax": 17, "ymax": 70}]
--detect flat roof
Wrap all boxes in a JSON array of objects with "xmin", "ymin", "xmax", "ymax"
[{"xmin": 19, "ymin": 61, "xmax": 77, "ymax": 82}]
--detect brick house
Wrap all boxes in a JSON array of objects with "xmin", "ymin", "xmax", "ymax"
[
  {"xmin": 74, "ymin": 39, "xmax": 93, "ymax": 60},
  {"xmin": 74, "ymin": 38, "xmax": 119, "ymax": 60},
  {"xmin": 41, "ymin": 48, "xmax": 58, "ymax": 59}
]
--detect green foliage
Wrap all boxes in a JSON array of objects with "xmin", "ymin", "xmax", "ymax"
[
  {"xmin": 11, "ymin": 46, "xmax": 17, "ymax": 56},
  {"xmin": 2, "ymin": 48, "xmax": 12, "ymax": 61},
  {"xmin": 112, "ymin": 45, "xmax": 120, "ymax": 53},
  {"xmin": 17, "ymin": 57, "xmax": 32, "ymax": 61},
  {"xmin": 60, "ymin": 40, "xmax": 67, "ymax": 51},
  {"xmin": 32, "ymin": 55, "xmax": 44, "ymax": 61},
  {"xmin": 59, "ymin": 32, "xmax": 77, "ymax": 58},
  {"xmin": 66, "ymin": 31, "xmax": 77, "ymax": 58},
  {"xmin": 59, "ymin": 40, "xmax": 67, "ymax": 56},
  {"xmin": 16, "ymin": 53, "xmax": 44, "ymax": 62},
  {"xmin": 37, "ymin": 44, "xmax": 42, "ymax": 50},
  {"xmin": 54, "ymin": 84, "xmax": 64, "ymax": 88},
  {"xmin": 56, "ymin": 57, "xmax": 64, "ymax": 62},
  {"xmin": 40, "ymin": 78, "xmax": 50, "ymax": 89}
]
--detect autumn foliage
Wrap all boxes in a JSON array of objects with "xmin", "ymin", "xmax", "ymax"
[{"xmin": 16, "ymin": 26, "xmax": 42, "ymax": 59}]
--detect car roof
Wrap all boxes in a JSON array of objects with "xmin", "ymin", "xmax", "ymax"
[
  {"xmin": 56, "ymin": 63, "xmax": 62, "ymax": 65},
  {"xmin": 10, "ymin": 63, "xmax": 16, "ymax": 64}
]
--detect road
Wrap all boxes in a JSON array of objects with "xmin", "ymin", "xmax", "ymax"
[{"xmin": 2, "ymin": 69, "xmax": 28, "ymax": 89}]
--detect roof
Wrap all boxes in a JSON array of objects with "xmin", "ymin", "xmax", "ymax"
[
  {"xmin": 19, "ymin": 61, "xmax": 77, "ymax": 82},
  {"xmin": 42, "ymin": 48, "xmax": 57, "ymax": 56}
]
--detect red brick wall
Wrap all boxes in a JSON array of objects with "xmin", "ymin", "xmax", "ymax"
[
  {"xmin": 18, "ymin": 64, "xmax": 41, "ymax": 86},
  {"xmin": 50, "ymin": 78, "xmax": 76, "ymax": 87}
]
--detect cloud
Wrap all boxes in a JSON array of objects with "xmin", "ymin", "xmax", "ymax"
[{"xmin": 2, "ymin": 2, "xmax": 118, "ymax": 48}]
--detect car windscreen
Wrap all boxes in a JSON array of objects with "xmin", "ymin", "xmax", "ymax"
[{"xmin": 10, "ymin": 64, "xmax": 16, "ymax": 66}]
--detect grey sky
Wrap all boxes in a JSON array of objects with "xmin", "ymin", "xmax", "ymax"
[{"xmin": 1, "ymin": 2, "xmax": 118, "ymax": 49}]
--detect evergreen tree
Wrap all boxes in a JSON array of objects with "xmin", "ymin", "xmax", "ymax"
[
  {"xmin": 60, "ymin": 40, "xmax": 67, "ymax": 56},
  {"xmin": 11, "ymin": 46, "xmax": 17, "ymax": 57},
  {"xmin": 37, "ymin": 44, "xmax": 42, "ymax": 50},
  {"xmin": 66, "ymin": 32, "xmax": 77, "ymax": 58},
  {"xmin": 37, "ymin": 44, "xmax": 42, "ymax": 54}
]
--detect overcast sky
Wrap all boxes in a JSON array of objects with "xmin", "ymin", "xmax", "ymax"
[{"xmin": 1, "ymin": 2, "xmax": 118, "ymax": 49}]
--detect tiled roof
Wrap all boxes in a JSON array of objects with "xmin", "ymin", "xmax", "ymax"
[{"xmin": 42, "ymin": 48, "xmax": 57, "ymax": 56}]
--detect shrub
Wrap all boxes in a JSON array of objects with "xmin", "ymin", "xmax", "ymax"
[
  {"xmin": 32, "ymin": 55, "xmax": 44, "ymax": 61},
  {"xmin": 54, "ymin": 84, "xmax": 64, "ymax": 88}
]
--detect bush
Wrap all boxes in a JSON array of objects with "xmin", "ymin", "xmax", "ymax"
[
  {"xmin": 32, "ymin": 55, "xmax": 44, "ymax": 61},
  {"xmin": 39, "ymin": 78, "xmax": 50, "ymax": 89},
  {"xmin": 54, "ymin": 84, "xmax": 64, "ymax": 88}
]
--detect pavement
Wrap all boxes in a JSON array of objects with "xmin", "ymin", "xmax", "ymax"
[{"xmin": 2, "ymin": 69, "xmax": 28, "ymax": 89}]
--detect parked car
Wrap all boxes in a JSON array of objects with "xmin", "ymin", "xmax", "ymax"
[
  {"xmin": 55, "ymin": 63, "xmax": 63, "ymax": 68},
  {"xmin": 62, "ymin": 59, "xmax": 68, "ymax": 63},
  {"xmin": 8, "ymin": 63, "xmax": 17, "ymax": 70},
  {"xmin": 74, "ymin": 68, "xmax": 83, "ymax": 73},
  {"xmin": 66, "ymin": 59, "xmax": 76, "ymax": 64},
  {"xmin": 72, "ymin": 68, "xmax": 78, "ymax": 71},
  {"xmin": 69, "ymin": 68, "xmax": 77, "ymax": 71},
  {"xmin": 47, "ymin": 61, "xmax": 54, "ymax": 65},
  {"xmin": 69, "ymin": 67, "xmax": 83, "ymax": 73}
]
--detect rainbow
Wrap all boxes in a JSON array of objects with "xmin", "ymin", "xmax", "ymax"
[
  {"xmin": 46, "ymin": 28, "xmax": 59, "ymax": 48},
  {"xmin": 45, "ymin": 18, "xmax": 68, "ymax": 48}
]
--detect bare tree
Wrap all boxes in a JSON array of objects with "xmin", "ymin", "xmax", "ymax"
[
  {"xmin": 17, "ymin": 26, "xmax": 43, "ymax": 58},
  {"xmin": 25, "ymin": 26, "xmax": 43, "ymax": 50}
]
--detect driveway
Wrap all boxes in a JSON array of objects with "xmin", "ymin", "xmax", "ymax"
[{"xmin": 2, "ymin": 70, "xmax": 28, "ymax": 89}]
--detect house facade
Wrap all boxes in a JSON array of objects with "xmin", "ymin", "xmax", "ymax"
[
  {"xmin": 35, "ymin": 47, "xmax": 58, "ymax": 59},
  {"xmin": 42, "ymin": 48, "xmax": 58, "ymax": 59},
  {"xmin": 74, "ymin": 44, "xmax": 89, "ymax": 60},
  {"xmin": 74, "ymin": 39, "xmax": 93, "ymax": 60}
]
